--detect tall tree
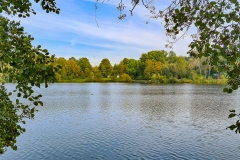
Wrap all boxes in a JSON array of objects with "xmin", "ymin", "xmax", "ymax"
[
  {"xmin": 161, "ymin": 63, "xmax": 172, "ymax": 78},
  {"xmin": 78, "ymin": 57, "xmax": 92, "ymax": 77},
  {"xmin": 121, "ymin": 58, "xmax": 129, "ymax": 65},
  {"xmin": 167, "ymin": 51, "xmax": 177, "ymax": 64},
  {"xmin": 0, "ymin": 0, "xmax": 60, "ymax": 153},
  {"xmin": 69, "ymin": 57, "xmax": 77, "ymax": 62},
  {"xmin": 139, "ymin": 50, "xmax": 167, "ymax": 78},
  {"xmin": 155, "ymin": 61, "xmax": 163, "ymax": 75},
  {"xmin": 112, "ymin": 64, "xmax": 120, "ymax": 76},
  {"xmin": 126, "ymin": 59, "xmax": 138, "ymax": 79},
  {"xmin": 147, "ymin": 50, "xmax": 168, "ymax": 63},
  {"xmin": 144, "ymin": 59, "xmax": 155, "ymax": 79},
  {"xmin": 54, "ymin": 57, "xmax": 67, "ymax": 81},
  {"xmin": 118, "ymin": 58, "xmax": 129, "ymax": 75},
  {"xmin": 99, "ymin": 58, "xmax": 113, "ymax": 77},
  {"xmin": 174, "ymin": 57, "xmax": 188, "ymax": 79},
  {"xmin": 92, "ymin": 66, "xmax": 100, "ymax": 74},
  {"xmin": 65, "ymin": 60, "xmax": 81, "ymax": 79}
]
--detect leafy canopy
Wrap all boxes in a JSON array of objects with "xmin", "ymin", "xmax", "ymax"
[
  {"xmin": 99, "ymin": 58, "xmax": 113, "ymax": 77},
  {"xmin": 0, "ymin": 0, "xmax": 59, "ymax": 153}
]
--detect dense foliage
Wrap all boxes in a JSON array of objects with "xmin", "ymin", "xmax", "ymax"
[
  {"xmin": 51, "ymin": 50, "xmax": 227, "ymax": 84},
  {"xmin": 0, "ymin": 0, "xmax": 59, "ymax": 153}
]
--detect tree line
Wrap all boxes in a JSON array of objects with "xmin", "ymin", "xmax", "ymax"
[{"xmin": 53, "ymin": 50, "xmax": 227, "ymax": 84}]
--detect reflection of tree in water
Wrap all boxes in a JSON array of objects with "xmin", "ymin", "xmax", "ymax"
[
  {"xmin": 117, "ymin": 84, "xmax": 142, "ymax": 114},
  {"xmin": 138, "ymin": 85, "xmax": 193, "ymax": 122},
  {"xmin": 97, "ymin": 84, "xmax": 113, "ymax": 112}
]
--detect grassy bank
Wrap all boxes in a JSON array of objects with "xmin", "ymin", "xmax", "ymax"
[{"xmin": 57, "ymin": 77, "xmax": 227, "ymax": 85}]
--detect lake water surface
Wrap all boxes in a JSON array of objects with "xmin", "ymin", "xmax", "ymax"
[{"xmin": 2, "ymin": 83, "xmax": 240, "ymax": 160}]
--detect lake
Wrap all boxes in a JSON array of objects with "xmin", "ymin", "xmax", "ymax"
[{"xmin": 1, "ymin": 83, "xmax": 240, "ymax": 160}]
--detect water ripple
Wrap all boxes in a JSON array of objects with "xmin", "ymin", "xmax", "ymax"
[{"xmin": 1, "ymin": 83, "xmax": 240, "ymax": 160}]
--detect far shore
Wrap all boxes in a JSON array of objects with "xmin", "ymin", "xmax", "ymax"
[{"xmin": 55, "ymin": 77, "xmax": 227, "ymax": 85}]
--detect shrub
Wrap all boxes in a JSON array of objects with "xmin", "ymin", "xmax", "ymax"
[{"xmin": 121, "ymin": 73, "xmax": 132, "ymax": 82}]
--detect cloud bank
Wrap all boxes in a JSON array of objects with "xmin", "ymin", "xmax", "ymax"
[{"xmin": 14, "ymin": 0, "xmax": 192, "ymax": 65}]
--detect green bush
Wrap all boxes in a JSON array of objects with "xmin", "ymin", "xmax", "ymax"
[
  {"xmin": 168, "ymin": 76, "xmax": 178, "ymax": 83},
  {"xmin": 158, "ymin": 75, "xmax": 167, "ymax": 83},
  {"xmin": 121, "ymin": 73, "xmax": 132, "ymax": 82},
  {"xmin": 182, "ymin": 78, "xmax": 192, "ymax": 83},
  {"xmin": 111, "ymin": 76, "xmax": 117, "ymax": 82}
]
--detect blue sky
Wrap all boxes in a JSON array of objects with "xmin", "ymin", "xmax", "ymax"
[{"xmin": 16, "ymin": 0, "xmax": 193, "ymax": 66}]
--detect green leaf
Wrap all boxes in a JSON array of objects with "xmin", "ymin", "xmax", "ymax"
[
  {"xmin": 17, "ymin": 93, "xmax": 21, "ymax": 97},
  {"xmin": 228, "ymin": 124, "xmax": 237, "ymax": 130},
  {"xmin": 232, "ymin": 85, "xmax": 238, "ymax": 90},
  {"xmin": 33, "ymin": 101, "xmax": 38, "ymax": 106},
  {"xmin": 12, "ymin": 146, "xmax": 17, "ymax": 151},
  {"xmin": 210, "ymin": 1, "xmax": 216, "ymax": 5},
  {"xmin": 39, "ymin": 101, "xmax": 43, "ymax": 106},
  {"xmin": 228, "ymin": 113, "xmax": 236, "ymax": 118},
  {"xmin": 223, "ymin": 88, "xmax": 229, "ymax": 92},
  {"xmin": 226, "ymin": 18, "xmax": 231, "ymax": 23},
  {"xmin": 229, "ymin": 110, "xmax": 236, "ymax": 113},
  {"xmin": 31, "ymin": 108, "xmax": 35, "ymax": 113}
]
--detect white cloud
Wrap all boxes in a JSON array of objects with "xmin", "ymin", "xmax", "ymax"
[{"xmin": 11, "ymin": 0, "xmax": 192, "ymax": 65}]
